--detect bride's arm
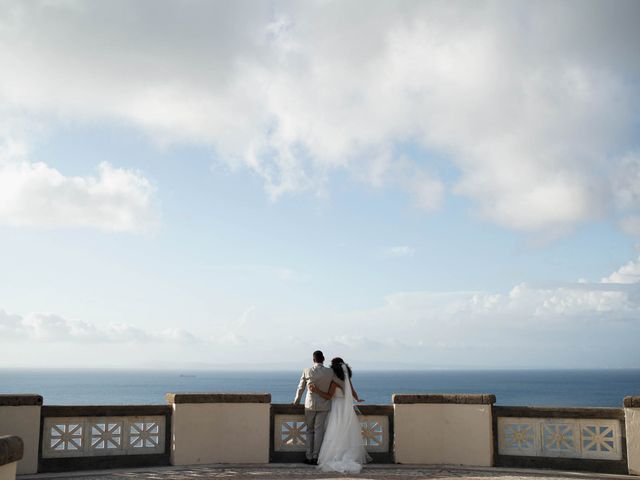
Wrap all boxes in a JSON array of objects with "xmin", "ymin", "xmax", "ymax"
[
  {"xmin": 350, "ymin": 383, "xmax": 365, "ymax": 402},
  {"xmin": 309, "ymin": 381, "xmax": 338, "ymax": 400}
]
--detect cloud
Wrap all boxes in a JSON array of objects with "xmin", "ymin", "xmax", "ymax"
[
  {"xmin": 601, "ymin": 256, "xmax": 640, "ymax": 284},
  {"xmin": 2, "ymin": 256, "xmax": 640, "ymax": 368},
  {"xmin": 0, "ymin": 309, "xmax": 198, "ymax": 344},
  {"xmin": 0, "ymin": 159, "xmax": 160, "ymax": 232},
  {"xmin": 0, "ymin": 1, "xmax": 638, "ymax": 236},
  {"xmin": 384, "ymin": 245, "xmax": 415, "ymax": 258}
]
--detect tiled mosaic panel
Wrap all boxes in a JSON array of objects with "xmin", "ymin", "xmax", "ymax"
[
  {"xmin": 273, "ymin": 414, "xmax": 389, "ymax": 453},
  {"xmin": 498, "ymin": 417, "xmax": 621, "ymax": 460},
  {"xmin": 43, "ymin": 416, "xmax": 165, "ymax": 458}
]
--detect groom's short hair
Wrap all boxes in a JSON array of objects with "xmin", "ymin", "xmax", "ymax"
[{"xmin": 313, "ymin": 350, "xmax": 324, "ymax": 363}]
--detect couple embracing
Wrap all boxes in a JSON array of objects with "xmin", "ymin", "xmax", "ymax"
[{"xmin": 293, "ymin": 350, "xmax": 370, "ymax": 473}]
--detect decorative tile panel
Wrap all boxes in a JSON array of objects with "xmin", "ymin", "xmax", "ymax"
[
  {"xmin": 274, "ymin": 415, "xmax": 307, "ymax": 452},
  {"xmin": 50, "ymin": 422, "xmax": 83, "ymax": 452},
  {"xmin": 90, "ymin": 422, "xmax": 123, "ymax": 452},
  {"xmin": 359, "ymin": 415, "xmax": 389, "ymax": 452},
  {"xmin": 273, "ymin": 414, "xmax": 390, "ymax": 453},
  {"xmin": 579, "ymin": 419, "xmax": 621, "ymax": 460},
  {"xmin": 541, "ymin": 422, "xmax": 579, "ymax": 457},
  {"xmin": 498, "ymin": 417, "xmax": 622, "ymax": 461},
  {"xmin": 43, "ymin": 416, "xmax": 165, "ymax": 458},
  {"xmin": 499, "ymin": 421, "xmax": 538, "ymax": 456}
]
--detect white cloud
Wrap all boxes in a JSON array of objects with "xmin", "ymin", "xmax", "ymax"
[
  {"xmin": 0, "ymin": 309, "xmax": 198, "ymax": 344},
  {"xmin": 0, "ymin": 160, "xmax": 159, "ymax": 232},
  {"xmin": 601, "ymin": 256, "xmax": 640, "ymax": 284},
  {"xmin": 385, "ymin": 245, "xmax": 415, "ymax": 258},
  {"xmin": 0, "ymin": 2, "xmax": 638, "ymax": 235},
  {"xmin": 4, "ymin": 256, "xmax": 640, "ymax": 368}
]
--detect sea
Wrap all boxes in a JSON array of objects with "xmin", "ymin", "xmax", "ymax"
[{"xmin": 1, "ymin": 369, "xmax": 639, "ymax": 407}]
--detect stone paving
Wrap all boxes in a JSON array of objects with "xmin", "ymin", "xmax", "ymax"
[{"xmin": 20, "ymin": 464, "xmax": 636, "ymax": 480}]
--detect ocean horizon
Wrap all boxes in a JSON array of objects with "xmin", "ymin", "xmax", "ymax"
[{"xmin": 1, "ymin": 368, "xmax": 638, "ymax": 407}]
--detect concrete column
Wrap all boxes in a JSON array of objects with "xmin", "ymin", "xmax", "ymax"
[
  {"xmin": 166, "ymin": 393, "xmax": 271, "ymax": 465},
  {"xmin": 0, "ymin": 395, "xmax": 42, "ymax": 474},
  {"xmin": 625, "ymin": 396, "xmax": 640, "ymax": 475},
  {"xmin": 393, "ymin": 393, "xmax": 496, "ymax": 466},
  {"xmin": 0, "ymin": 435, "xmax": 24, "ymax": 480}
]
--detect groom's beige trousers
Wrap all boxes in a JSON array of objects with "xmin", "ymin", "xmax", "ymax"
[{"xmin": 305, "ymin": 409, "xmax": 328, "ymax": 460}]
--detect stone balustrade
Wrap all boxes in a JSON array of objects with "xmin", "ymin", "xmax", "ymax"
[
  {"xmin": 0, "ymin": 391, "xmax": 639, "ymax": 477},
  {"xmin": 493, "ymin": 405, "xmax": 627, "ymax": 474},
  {"xmin": 270, "ymin": 404, "xmax": 393, "ymax": 463}
]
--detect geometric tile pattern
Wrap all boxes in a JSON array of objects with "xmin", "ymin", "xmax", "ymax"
[
  {"xmin": 43, "ymin": 416, "xmax": 165, "ymax": 458},
  {"xmin": 129, "ymin": 421, "xmax": 160, "ymax": 449},
  {"xmin": 273, "ymin": 414, "xmax": 389, "ymax": 453},
  {"xmin": 498, "ymin": 417, "xmax": 622, "ymax": 460},
  {"xmin": 359, "ymin": 416, "xmax": 388, "ymax": 452}
]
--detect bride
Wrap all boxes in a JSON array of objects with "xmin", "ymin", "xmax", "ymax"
[{"xmin": 308, "ymin": 357, "xmax": 370, "ymax": 473}]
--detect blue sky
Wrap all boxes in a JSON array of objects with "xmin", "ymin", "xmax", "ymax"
[{"xmin": 1, "ymin": 1, "xmax": 639, "ymax": 369}]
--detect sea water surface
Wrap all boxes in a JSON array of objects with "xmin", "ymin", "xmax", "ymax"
[{"xmin": 1, "ymin": 369, "xmax": 639, "ymax": 407}]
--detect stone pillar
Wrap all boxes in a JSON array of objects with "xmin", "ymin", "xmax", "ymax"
[
  {"xmin": 166, "ymin": 393, "xmax": 271, "ymax": 465},
  {"xmin": 0, "ymin": 395, "xmax": 42, "ymax": 474},
  {"xmin": 393, "ymin": 393, "xmax": 496, "ymax": 466},
  {"xmin": 625, "ymin": 396, "xmax": 640, "ymax": 475},
  {"xmin": 0, "ymin": 436, "xmax": 23, "ymax": 480}
]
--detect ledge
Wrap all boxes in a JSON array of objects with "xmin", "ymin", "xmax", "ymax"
[
  {"xmin": 624, "ymin": 396, "xmax": 640, "ymax": 408},
  {"xmin": 0, "ymin": 436, "xmax": 23, "ymax": 467},
  {"xmin": 0, "ymin": 394, "xmax": 43, "ymax": 406},
  {"xmin": 392, "ymin": 393, "xmax": 496, "ymax": 405},
  {"xmin": 494, "ymin": 405, "xmax": 624, "ymax": 419},
  {"xmin": 42, "ymin": 405, "xmax": 171, "ymax": 417},
  {"xmin": 166, "ymin": 393, "xmax": 271, "ymax": 404}
]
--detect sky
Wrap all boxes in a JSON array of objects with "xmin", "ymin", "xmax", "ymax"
[{"xmin": 1, "ymin": 0, "xmax": 640, "ymax": 370}]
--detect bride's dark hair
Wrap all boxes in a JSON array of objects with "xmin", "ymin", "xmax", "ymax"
[{"xmin": 330, "ymin": 357, "xmax": 352, "ymax": 380}]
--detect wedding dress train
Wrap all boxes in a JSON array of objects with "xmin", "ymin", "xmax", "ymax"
[{"xmin": 317, "ymin": 365, "xmax": 369, "ymax": 473}]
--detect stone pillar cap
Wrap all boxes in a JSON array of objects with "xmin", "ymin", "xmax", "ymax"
[
  {"xmin": 393, "ymin": 393, "xmax": 496, "ymax": 404},
  {"xmin": 166, "ymin": 392, "xmax": 271, "ymax": 404},
  {"xmin": 0, "ymin": 394, "xmax": 43, "ymax": 406},
  {"xmin": 624, "ymin": 396, "xmax": 640, "ymax": 408},
  {"xmin": 0, "ymin": 436, "xmax": 23, "ymax": 466}
]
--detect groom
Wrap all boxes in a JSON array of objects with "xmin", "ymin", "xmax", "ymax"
[{"xmin": 293, "ymin": 350, "xmax": 335, "ymax": 465}]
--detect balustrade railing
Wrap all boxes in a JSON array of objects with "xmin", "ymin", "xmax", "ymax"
[
  {"xmin": 269, "ymin": 404, "xmax": 394, "ymax": 463},
  {"xmin": 493, "ymin": 406, "xmax": 628, "ymax": 475},
  {"xmin": 38, "ymin": 405, "xmax": 171, "ymax": 473}
]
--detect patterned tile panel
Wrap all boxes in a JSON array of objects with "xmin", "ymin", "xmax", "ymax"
[
  {"xmin": 498, "ymin": 417, "xmax": 621, "ymax": 461},
  {"xmin": 43, "ymin": 416, "xmax": 165, "ymax": 458}
]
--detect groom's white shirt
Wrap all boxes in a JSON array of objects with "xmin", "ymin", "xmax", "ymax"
[{"xmin": 294, "ymin": 362, "xmax": 335, "ymax": 411}]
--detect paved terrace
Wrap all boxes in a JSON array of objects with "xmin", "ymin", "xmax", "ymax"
[{"xmin": 18, "ymin": 464, "xmax": 638, "ymax": 480}]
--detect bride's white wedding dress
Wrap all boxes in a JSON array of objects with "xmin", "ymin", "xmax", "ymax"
[{"xmin": 317, "ymin": 365, "xmax": 370, "ymax": 473}]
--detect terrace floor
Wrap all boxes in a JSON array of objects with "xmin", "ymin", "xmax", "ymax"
[{"xmin": 18, "ymin": 464, "xmax": 636, "ymax": 480}]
